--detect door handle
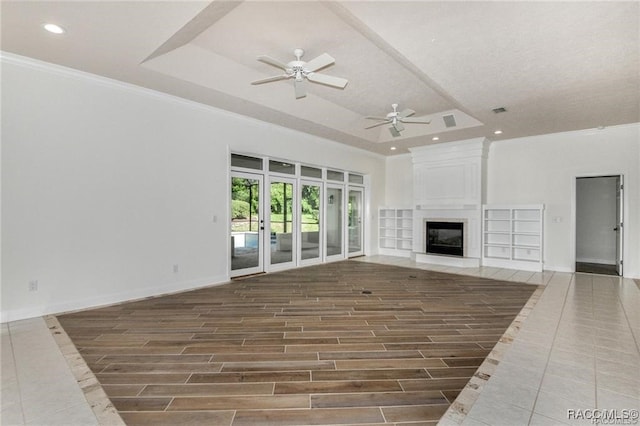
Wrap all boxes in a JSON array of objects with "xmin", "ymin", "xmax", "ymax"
[{"xmin": 613, "ymin": 227, "xmax": 619, "ymax": 231}]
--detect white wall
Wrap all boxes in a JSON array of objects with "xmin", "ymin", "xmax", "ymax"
[
  {"xmin": 576, "ymin": 176, "xmax": 618, "ymax": 264},
  {"xmin": 385, "ymin": 125, "xmax": 639, "ymax": 277},
  {"xmin": 487, "ymin": 124, "xmax": 639, "ymax": 276},
  {"xmin": 1, "ymin": 54, "xmax": 385, "ymax": 322},
  {"xmin": 384, "ymin": 154, "xmax": 413, "ymax": 208}
]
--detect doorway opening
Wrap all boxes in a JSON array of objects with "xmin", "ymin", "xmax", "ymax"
[{"xmin": 575, "ymin": 175, "xmax": 623, "ymax": 276}]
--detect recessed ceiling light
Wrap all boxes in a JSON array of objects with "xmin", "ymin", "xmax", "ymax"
[
  {"xmin": 432, "ymin": 136, "xmax": 439, "ymax": 141},
  {"xmin": 43, "ymin": 23, "xmax": 65, "ymax": 34},
  {"xmin": 390, "ymin": 146, "xmax": 396, "ymax": 151},
  {"xmin": 492, "ymin": 107, "xmax": 507, "ymax": 114},
  {"xmin": 494, "ymin": 130, "xmax": 503, "ymax": 135}
]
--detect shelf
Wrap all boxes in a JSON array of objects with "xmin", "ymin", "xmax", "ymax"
[
  {"xmin": 379, "ymin": 207, "xmax": 414, "ymax": 254},
  {"xmin": 482, "ymin": 204, "xmax": 543, "ymax": 272}
]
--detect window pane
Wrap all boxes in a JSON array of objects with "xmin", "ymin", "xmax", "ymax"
[
  {"xmin": 327, "ymin": 170, "xmax": 345, "ymax": 182},
  {"xmin": 231, "ymin": 177, "xmax": 261, "ymax": 271},
  {"xmin": 301, "ymin": 184, "xmax": 321, "ymax": 261},
  {"xmin": 301, "ymin": 165, "xmax": 322, "ymax": 179},
  {"xmin": 348, "ymin": 174, "xmax": 364, "ymax": 184},
  {"xmin": 326, "ymin": 187, "xmax": 343, "ymax": 256},
  {"xmin": 348, "ymin": 189, "xmax": 363, "ymax": 253},
  {"xmin": 270, "ymin": 181, "xmax": 294, "ymax": 265},
  {"xmin": 231, "ymin": 154, "xmax": 263, "ymax": 170},
  {"xmin": 269, "ymin": 160, "xmax": 295, "ymax": 174}
]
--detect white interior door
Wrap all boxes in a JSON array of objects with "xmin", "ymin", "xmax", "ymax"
[
  {"xmin": 575, "ymin": 175, "xmax": 623, "ymax": 276},
  {"xmin": 615, "ymin": 175, "xmax": 624, "ymax": 276}
]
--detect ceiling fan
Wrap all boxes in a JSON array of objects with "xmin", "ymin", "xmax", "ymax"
[
  {"xmin": 251, "ymin": 48, "xmax": 348, "ymax": 99},
  {"xmin": 365, "ymin": 104, "xmax": 431, "ymax": 137}
]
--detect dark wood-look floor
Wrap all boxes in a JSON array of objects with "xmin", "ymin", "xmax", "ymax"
[
  {"xmin": 57, "ymin": 261, "xmax": 538, "ymax": 426},
  {"xmin": 575, "ymin": 262, "xmax": 619, "ymax": 276}
]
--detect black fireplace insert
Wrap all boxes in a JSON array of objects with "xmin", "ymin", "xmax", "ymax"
[{"xmin": 426, "ymin": 221, "xmax": 464, "ymax": 257}]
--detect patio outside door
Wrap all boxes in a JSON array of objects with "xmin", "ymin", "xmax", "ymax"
[
  {"xmin": 299, "ymin": 181, "xmax": 322, "ymax": 265},
  {"xmin": 267, "ymin": 177, "xmax": 296, "ymax": 271},
  {"xmin": 325, "ymin": 185, "xmax": 344, "ymax": 261},
  {"xmin": 230, "ymin": 172, "xmax": 264, "ymax": 277},
  {"xmin": 348, "ymin": 188, "xmax": 364, "ymax": 256}
]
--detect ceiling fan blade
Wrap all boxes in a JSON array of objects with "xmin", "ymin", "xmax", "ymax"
[
  {"xmin": 304, "ymin": 53, "xmax": 335, "ymax": 72},
  {"xmin": 251, "ymin": 75, "xmax": 290, "ymax": 85},
  {"xmin": 257, "ymin": 55, "xmax": 289, "ymax": 70},
  {"xmin": 389, "ymin": 126, "xmax": 402, "ymax": 137},
  {"xmin": 364, "ymin": 116, "xmax": 389, "ymax": 121},
  {"xmin": 365, "ymin": 121, "xmax": 390, "ymax": 129},
  {"xmin": 394, "ymin": 122, "xmax": 405, "ymax": 132},
  {"xmin": 306, "ymin": 72, "xmax": 348, "ymax": 89},
  {"xmin": 400, "ymin": 118, "xmax": 432, "ymax": 124},
  {"xmin": 398, "ymin": 108, "xmax": 415, "ymax": 118},
  {"xmin": 294, "ymin": 79, "xmax": 306, "ymax": 99}
]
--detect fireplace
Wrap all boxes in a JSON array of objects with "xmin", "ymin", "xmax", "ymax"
[{"xmin": 426, "ymin": 221, "xmax": 464, "ymax": 257}]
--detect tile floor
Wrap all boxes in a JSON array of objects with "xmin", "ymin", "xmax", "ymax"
[{"xmin": 1, "ymin": 255, "xmax": 639, "ymax": 425}]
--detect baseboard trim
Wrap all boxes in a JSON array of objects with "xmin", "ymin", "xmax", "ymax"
[{"xmin": 0, "ymin": 274, "xmax": 230, "ymax": 323}]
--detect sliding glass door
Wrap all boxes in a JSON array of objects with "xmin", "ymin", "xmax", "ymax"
[
  {"xmin": 267, "ymin": 177, "xmax": 296, "ymax": 271},
  {"xmin": 299, "ymin": 181, "xmax": 322, "ymax": 265},
  {"xmin": 325, "ymin": 185, "xmax": 344, "ymax": 261},
  {"xmin": 348, "ymin": 188, "xmax": 364, "ymax": 257},
  {"xmin": 230, "ymin": 172, "xmax": 264, "ymax": 277},
  {"xmin": 230, "ymin": 153, "xmax": 367, "ymax": 275}
]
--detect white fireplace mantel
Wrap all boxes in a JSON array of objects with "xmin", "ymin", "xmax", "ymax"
[
  {"xmin": 409, "ymin": 138, "xmax": 490, "ymax": 210},
  {"xmin": 409, "ymin": 138, "xmax": 490, "ymax": 265}
]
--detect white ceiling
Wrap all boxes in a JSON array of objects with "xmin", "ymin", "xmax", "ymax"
[{"xmin": 2, "ymin": 1, "xmax": 638, "ymax": 155}]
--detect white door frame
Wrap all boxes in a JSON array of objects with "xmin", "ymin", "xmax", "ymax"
[
  {"xmin": 324, "ymin": 183, "xmax": 346, "ymax": 262},
  {"xmin": 298, "ymin": 180, "xmax": 323, "ymax": 267},
  {"xmin": 230, "ymin": 171, "xmax": 265, "ymax": 278},
  {"xmin": 571, "ymin": 173, "xmax": 624, "ymax": 275},
  {"xmin": 347, "ymin": 186, "xmax": 365, "ymax": 257},
  {"xmin": 266, "ymin": 176, "xmax": 298, "ymax": 273},
  {"xmin": 616, "ymin": 175, "xmax": 624, "ymax": 276}
]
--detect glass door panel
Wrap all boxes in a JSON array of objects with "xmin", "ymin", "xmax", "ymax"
[
  {"xmin": 230, "ymin": 173, "xmax": 263, "ymax": 276},
  {"xmin": 268, "ymin": 178, "xmax": 296, "ymax": 269},
  {"xmin": 348, "ymin": 188, "xmax": 364, "ymax": 256},
  {"xmin": 325, "ymin": 185, "xmax": 344, "ymax": 259},
  {"xmin": 300, "ymin": 182, "xmax": 322, "ymax": 263}
]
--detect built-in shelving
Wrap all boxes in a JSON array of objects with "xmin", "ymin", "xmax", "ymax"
[
  {"xmin": 482, "ymin": 204, "xmax": 544, "ymax": 271},
  {"xmin": 379, "ymin": 208, "xmax": 413, "ymax": 257}
]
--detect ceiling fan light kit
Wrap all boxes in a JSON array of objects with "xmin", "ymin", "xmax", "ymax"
[
  {"xmin": 251, "ymin": 49, "xmax": 431, "ymax": 140},
  {"xmin": 251, "ymin": 48, "xmax": 348, "ymax": 99},
  {"xmin": 365, "ymin": 103, "xmax": 431, "ymax": 137}
]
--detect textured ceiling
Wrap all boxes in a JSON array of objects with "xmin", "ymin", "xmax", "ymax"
[{"xmin": 2, "ymin": 1, "xmax": 638, "ymax": 155}]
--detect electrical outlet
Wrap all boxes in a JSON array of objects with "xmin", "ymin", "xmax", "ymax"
[
  {"xmin": 29, "ymin": 280, "xmax": 38, "ymax": 292},
  {"xmin": 173, "ymin": 264, "xmax": 179, "ymax": 273}
]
